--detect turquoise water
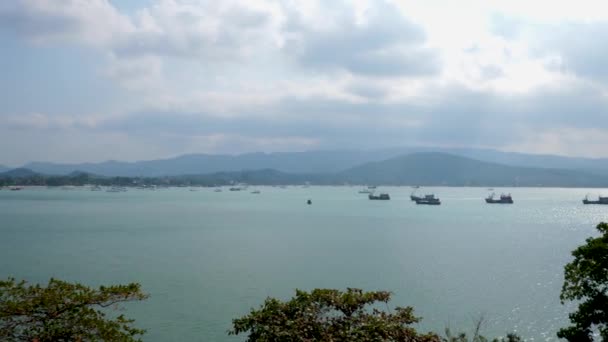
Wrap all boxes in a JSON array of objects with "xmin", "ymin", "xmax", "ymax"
[{"xmin": 1, "ymin": 186, "xmax": 607, "ymax": 340}]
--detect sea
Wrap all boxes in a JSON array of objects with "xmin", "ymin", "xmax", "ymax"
[{"xmin": 1, "ymin": 186, "xmax": 607, "ymax": 341}]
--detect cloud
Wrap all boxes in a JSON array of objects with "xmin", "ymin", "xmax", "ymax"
[
  {"xmin": 104, "ymin": 55, "xmax": 163, "ymax": 91},
  {"xmin": 110, "ymin": 0, "xmax": 278, "ymax": 62},
  {"xmin": 281, "ymin": 0, "xmax": 440, "ymax": 77},
  {"xmin": 491, "ymin": 14, "xmax": 608, "ymax": 85},
  {"xmin": 346, "ymin": 82, "xmax": 390, "ymax": 100},
  {"xmin": 3, "ymin": 0, "xmax": 608, "ymax": 164},
  {"xmin": 535, "ymin": 22, "xmax": 608, "ymax": 83},
  {"xmin": 0, "ymin": 0, "xmax": 133, "ymax": 46}
]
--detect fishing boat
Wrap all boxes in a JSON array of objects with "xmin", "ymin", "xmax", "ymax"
[
  {"xmin": 410, "ymin": 189, "xmax": 422, "ymax": 201},
  {"xmin": 583, "ymin": 195, "xmax": 608, "ymax": 205},
  {"xmin": 369, "ymin": 193, "xmax": 390, "ymax": 200},
  {"xmin": 251, "ymin": 190, "xmax": 261, "ymax": 194},
  {"xmin": 415, "ymin": 194, "xmax": 440, "ymax": 205},
  {"xmin": 485, "ymin": 193, "xmax": 513, "ymax": 204}
]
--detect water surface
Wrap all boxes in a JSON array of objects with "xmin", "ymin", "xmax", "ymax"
[{"xmin": 1, "ymin": 186, "xmax": 607, "ymax": 340}]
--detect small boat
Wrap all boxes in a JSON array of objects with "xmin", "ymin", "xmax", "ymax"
[
  {"xmin": 106, "ymin": 186, "xmax": 127, "ymax": 193},
  {"xmin": 485, "ymin": 193, "xmax": 513, "ymax": 204},
  {"xmin": 90, "ymin": 185, "xmax": 102, "ymax": 191},
  {"xmin": 358, "ymin": 189, "xmax": 372, "ymax": 194},
  {"xmin": 410, "ymin": 190, "xmax": 422, "ymax": 201},
  {"xmin": 307, "ymin": 199, "xmax": 312, "ymax": 205},
  {"xmin": 367, "ymin": 185, "xmax": 377, "ymax": 189},
  {"xmin": 229, "ymin": 187, "xmax": 242, "ymax": 191},
  {"xmin": 583, "ymin": 195, "xmax": 608, "ymax": 205},
  {"xmin": 10, "ymin": 186, "xmax": 23, "ymax": 191},
  {"xmin": 369, "ymin": 193, "xmax": 390, "ymax": 200},
  {"xmin": 214, "ymin": 188, "xmax": 222, "ymax": 192},
  {"xmin": 251, "ymin": 190, "xmax": 261, "ymax": 194},
  {"xmin": 415, "ymin": 194, "xmax": 441, "ymax": 205}
]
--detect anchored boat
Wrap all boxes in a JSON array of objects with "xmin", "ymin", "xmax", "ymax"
[
  {"xmin": 485, "ymin": 193, "xmax": 513, "ymax": 204},
  {"xmin": 415, "ymin": 194, "xmax": 441, "ymax": 205},
  {"xmin": 583, "ymin": 195, "xmax": 608, "ymax": 205},
  {"xmin": 369, "ymin": 193, "xmax": 390, "ymax": 200},
  {"xmin": 410, "ymin": 189, "xmax": 422, "ymax": 201}
]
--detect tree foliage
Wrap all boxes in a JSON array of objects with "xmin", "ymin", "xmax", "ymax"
[
  {"xmin": 558, "ymin": 222, "xmax": 608, "ymax": 341},
  {"xmin": 0, "ymin": 278, "xmax": 148, "ymax": 342},
  {"xmin": 230, "ymin": 288, "xmax": 441, "ymax": 341}
]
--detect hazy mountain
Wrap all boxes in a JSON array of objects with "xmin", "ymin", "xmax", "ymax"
[
  {"xmin": 162, "ymin": 153, "xmax": 608, "ymax": 187},
  {"xmin": 4, "ymin": 153, "xmax": 608, "ymax": 187},
  {"xmin": 0, "ymin": 165, "xmax": 9, "ymax": 173},
  {"xmin": 439, "ymin": 148, "xmax": 608, "ymax": 174},
  {"xmin": 19, "ymin": 148, "xmax": 608, "ymax": 177},
  {"xmin": 0, "ymin": 168, "xmax": 40, "ymax": 178},
  {"xmin": 339, "ymin": 152, "xmax": 608, "ymax": 187},
  {"xmin": 173, "ymin": 169, "xmax": 321, "ymax": 186},
  {"xmin": 22, "ymin": 150, "xmax": 405, "ymax": 176}
]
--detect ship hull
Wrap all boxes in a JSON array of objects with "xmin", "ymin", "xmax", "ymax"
[
  {"xmin": 415, "ymin": 200, "xmax": 441, "ymax": 205},
  {"xmin": 583, "ymin": 199, "xmax": 608, "ymax": 205},
  {"xmin": 485, "ymin": 199, "xmax": 513, "ymax": 204}
]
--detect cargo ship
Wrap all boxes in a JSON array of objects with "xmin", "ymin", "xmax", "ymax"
[
  {"xmin": 485, "ymin": 193, "xmax": 513, "ymax": 204},
  {"xmin": 583, "ymin": 195, "xmax": 608, "ymax": 205},
  {"xmin": 415, "ymin": 194, "xmax": 441, "ymax": 205}
]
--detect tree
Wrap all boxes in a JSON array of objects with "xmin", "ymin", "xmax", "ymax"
[
  {"xmin": 230, "ymin": 288, "xmax": 441, "ymax": 341},
  {"xmin": 558, "ymin": 222, "xmax": 608, "ymax": 341},
  {"xmin": 0, "ymin": 277, "xmax": 148, "ymax": 342}
]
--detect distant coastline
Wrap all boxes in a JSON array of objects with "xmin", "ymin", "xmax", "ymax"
[{"xmin": 2, "ymin": 152, "xmax": 608, "ymax": 188}]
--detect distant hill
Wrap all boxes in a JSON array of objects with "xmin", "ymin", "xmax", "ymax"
[
  {"xmin": 0, "ymin": 168, "xmax": 40, "ymax": 178},
  {"xmin": 157, "ymin": 153, "xmax": 608, "ymax": 187},
  {"xmin": 19, "ymin": 148, "xmax": 608, "ymax": 177},
  {"xmin": 3, "ymin": 154, "xmax": 608, "ymax": 187},
  {"xmin": 173, "ymin": 169, "xmax": 320, "ymax": 185},
  {"xmin": 22, "ymin": 150, "xmax": 404, "ymax": 177},
  {"xmin": 339, "ymin": 152, "xmax": 608, "ymax": 187},
  {"xmin": 441, "ymin": 148, "xmax": 608, "ymax": 175},
  {"xmin": 0, "ymin": 165, "xmax": 10, "ymax": 173}
]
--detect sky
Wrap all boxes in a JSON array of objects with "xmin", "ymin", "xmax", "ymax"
[{"xmin": 1, "ymin": 0, "xmax": 608, "ymax": 166}]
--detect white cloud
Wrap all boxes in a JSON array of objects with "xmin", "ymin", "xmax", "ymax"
[
  {"xmin": 0, "ymin": 0, "xmax": 133, "ymax": 46},
  {"xmin": 2, "ymin": 0, "xmax": 608, "ymax": 164}
]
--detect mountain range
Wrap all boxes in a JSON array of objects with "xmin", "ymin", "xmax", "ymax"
[
  {"xmin": 337, "ymin": 153, "xmax": 608, "ymax": 187},
  {"xmin": 4, "ymin": 152, "xmax": 607, "ymax": 187},
  {"xmin": 12, "ymin": 147, "xmax": 608, "ymax": 177}
]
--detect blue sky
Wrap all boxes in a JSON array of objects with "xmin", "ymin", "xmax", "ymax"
[{"xmin": 1, "ymin": 0, "xmax": 608, "ymax": 166}]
